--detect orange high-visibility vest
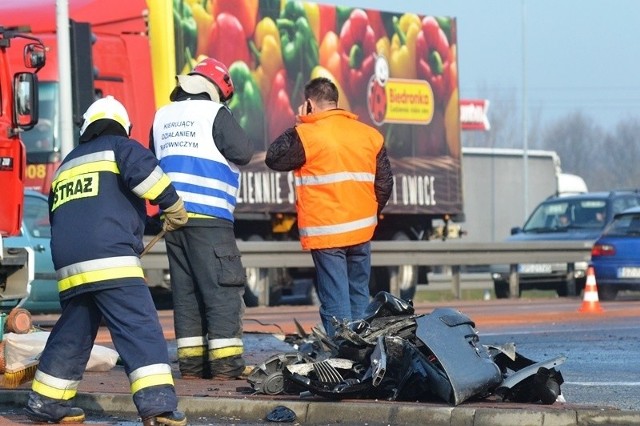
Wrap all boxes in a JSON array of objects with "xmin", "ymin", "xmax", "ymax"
[{"xmin": 294, "ymin": 109, "xmax": 383, "ymax": 250}]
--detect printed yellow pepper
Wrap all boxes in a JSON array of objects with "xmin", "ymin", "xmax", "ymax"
[
  {"xmin": 376, "ymin": 36, "xmax": 390, "ymax": 61},
  {"xmin": 303, "ymin": 2, "xmax": 320, "ymax": 42},
  {"xmin": 390, "ymin": 13, "xmax": 420, "ymax": 79},
  {"xmin": 250, "ymin": 17, "xmax": 283, "ymax": 99},
  {"xmin": 319, "ymin": 31, "xmax": 341, "ymax": 84},
  {"xmin": 190, "ymin": 0, "xmax": 214, "ymax": 57}
]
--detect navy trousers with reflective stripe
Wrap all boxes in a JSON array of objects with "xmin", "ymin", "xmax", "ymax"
[{"xmin": 36, "ymin": 283, "xmax": 178, "ymax": 417}]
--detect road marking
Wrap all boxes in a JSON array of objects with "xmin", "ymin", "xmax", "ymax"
[{"xmin": 565, "ymin": 382, "xmax": 640, "ymax": 386}]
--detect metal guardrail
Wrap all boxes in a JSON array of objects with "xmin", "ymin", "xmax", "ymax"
[{"xmin": 141, "ymin": 239, "xmax": 594, "ymax": 301}]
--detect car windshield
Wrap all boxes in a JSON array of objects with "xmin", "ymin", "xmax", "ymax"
[
  {"xmin": 602, "ymin": 213, "xmax": 640, "ymax": 237},
  {"xmin": 24, "ymin": 194, "xmax": 51, "ymax": 238},
  {"xmin": 523, "ymin": 198, "xmax": 607, "ymax": 232}
]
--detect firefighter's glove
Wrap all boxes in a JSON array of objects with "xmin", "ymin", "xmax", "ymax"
[{"xmin": 163, "ymin": 197, "xmax": 188, "ymax": 232}]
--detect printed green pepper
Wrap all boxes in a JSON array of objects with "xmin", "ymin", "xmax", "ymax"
[
  {"xmin": 173, "ymin": 0, "xmax": 197, "ymax": 72},
  {"xmin": 228, "ymin": 61, "xmax": 265, "ymax": 151},
  {"xmin": 276, "ymin": 1, "xmax": 319, "ymax": 84}
]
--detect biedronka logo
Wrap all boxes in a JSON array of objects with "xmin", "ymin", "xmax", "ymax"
[{"xmin": 367, "ymin": 55, "xmax": 435, "ymax": 126}]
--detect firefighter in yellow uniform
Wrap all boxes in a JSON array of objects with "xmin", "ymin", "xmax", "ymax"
[{"xmin": 25, "ymin": 96, "xmax": 189, "ymax": 426}]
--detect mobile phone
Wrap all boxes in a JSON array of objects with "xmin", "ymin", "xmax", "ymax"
[{"xmin": 306, "ymin": 100, "xmax": 312, "ymax": 114}]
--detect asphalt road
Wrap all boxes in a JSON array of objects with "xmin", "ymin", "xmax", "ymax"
[{"xmin": 4, "ymin": 295, "xmax": 639, "ymax": 424}]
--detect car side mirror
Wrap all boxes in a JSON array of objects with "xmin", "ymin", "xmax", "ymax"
[{"xmin": 510, "ymin": 227, "xmax": 522, "ymax": 235}]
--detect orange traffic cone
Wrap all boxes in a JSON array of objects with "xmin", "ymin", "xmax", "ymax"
[{"xmin": 578, "ymin": 266, "xmax": 604, "ymax": 313}]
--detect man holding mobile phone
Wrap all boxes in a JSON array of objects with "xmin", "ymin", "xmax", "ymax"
[{"xmin": 265, "ymin": 77, "xmax": 394, "ymax": 336}]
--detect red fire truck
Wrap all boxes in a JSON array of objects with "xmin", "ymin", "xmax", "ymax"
[{"xmin": 0, "ymin": 25, "xmax": 46, "ymax": 306}]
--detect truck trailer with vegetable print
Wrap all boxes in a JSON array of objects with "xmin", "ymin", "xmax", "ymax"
[{"xmin": 2, "ymin": 0, "xmax": 462, "ymax": 305}]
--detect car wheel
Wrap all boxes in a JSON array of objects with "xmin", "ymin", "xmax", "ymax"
[
  {"xmin": 493, "ymin": 280, "xmax": 510, "ymax": 299},
  {"xmin": 597, "ymin": 286, "xmax": 618, "ymax": 301},
  {"xmin": 556, "ymin": 285, "xmax": 568, "ymax": 297}
]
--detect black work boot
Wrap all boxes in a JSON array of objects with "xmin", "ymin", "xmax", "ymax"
[
  {"xmin": 24, "ymin": 392, "xmax": 85, "ymax": 423},
  {"xmin": 142, "ymin": 410, "xmax": 187, "ymax": 426},
  {"xmin": 210, "ymin": 355, "xmax": 246, "ymax": 380},
  {"xmin": 178, "ymin": 354, "xmax": 211, "ymax": 379}
]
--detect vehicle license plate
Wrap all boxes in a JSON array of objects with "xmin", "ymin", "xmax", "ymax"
[
  {"xmin": 618, "ymin": 267, "xmax": 640, "ymax": 278},
  {"xmin": 518, "ymin": 263, "xmax": 552, "ymax": 274}
]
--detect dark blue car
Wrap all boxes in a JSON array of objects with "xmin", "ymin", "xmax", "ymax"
[
  {"xmin": 491, "ymin": 191, "xmax": 640, "ymax": 298},
  {"xmin": 591, "ymin": 207, "xmax": 640, "ymax": 300}
]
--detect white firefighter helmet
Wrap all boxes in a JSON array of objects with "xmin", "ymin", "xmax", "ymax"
[{"xmin": 80, "ymin": 95, "xmax": 131, "ymax": 136}]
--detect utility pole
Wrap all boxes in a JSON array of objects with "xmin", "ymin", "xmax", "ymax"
[
  {"xmin": 522, "ymin": 0, "xmax": 529, "ymax": 221},
  {"xmin": 56, "ymin": 0, "xmax": 74, "ymax": 159}
]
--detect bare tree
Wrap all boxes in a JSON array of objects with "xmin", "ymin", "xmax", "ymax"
[
  {"xmin": 598, "ymin": 117, "xmax": 640, "ymax": 190},
  {"xmin": 541, "ymin": 112, "xmax": 605, "ymax": 189}
]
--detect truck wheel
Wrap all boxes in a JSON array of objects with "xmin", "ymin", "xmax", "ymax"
[
  {"xmin": 493, "ymin": 280, "xmax": 510, "ymax": 299},
  {"xmin": 370, "ymin": 267, "xmax": 417, "ymax": 301},
  {"xmin": 389, "ymin": 232, "xmax": 417, "ymax": 300}
]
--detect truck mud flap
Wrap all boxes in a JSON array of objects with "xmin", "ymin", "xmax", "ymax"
[{"xmin": 414, "ymin": 307, "xmax": 503, "ymax": 405}]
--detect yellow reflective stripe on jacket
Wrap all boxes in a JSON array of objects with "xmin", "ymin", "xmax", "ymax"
[
  {"xmin": 208, "ymin": 337, "xmax": 243, "ymax": 360},
  {"xmin": 129, "ymin": 363, "xmax": 174, "ymax": 394},
  {"xmin": 56, "ymin": 256, "xmax": 144, "ymax": 292},
  {"xmin": 32, "ymin": 370, "xmax": 79, "ymax": 400},
  {"xmin": 132, "ymin": 165, "xmax": 172, "ymax": 200},
  {"xmin": 53, "ymin": 150, "xmax": 119, "ymax": 183}
]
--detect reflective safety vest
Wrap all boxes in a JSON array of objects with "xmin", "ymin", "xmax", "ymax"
[
  {"xmin": 294, "ymin": 109, "xmax": 383, "ymax": 250},
  {"xmin": 152, "ymin": 100, "xmax": 241, "ymax": 222}
]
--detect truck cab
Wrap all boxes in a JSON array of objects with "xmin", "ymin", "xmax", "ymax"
[{"xmin": 0, "ymin": 26, "xmax": 46, "ymax": 307}]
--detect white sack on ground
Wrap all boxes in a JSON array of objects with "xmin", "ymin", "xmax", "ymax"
[{"xmin": 3, "ymin": 332, "xmax": 119, "ymax": 372}]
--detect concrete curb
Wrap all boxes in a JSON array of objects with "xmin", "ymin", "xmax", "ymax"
[{"xmin": 3, "ymin": 389, "xmax": 640, "ymax": 425}]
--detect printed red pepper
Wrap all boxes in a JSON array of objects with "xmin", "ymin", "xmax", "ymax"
[
  {"xmin": 214, "ymin": 0, "xmax": 258, "ymax": 39},
  {"xmin": 267, "ymin": 69, "xmax": 302, "ymax": 142},
  {"xmin": 318, "ymin": 4, "xmax": 336, "ymax": 42},
  {"xmin": 207, "ymin": 12, "xmax": 251, "ymax": 68},
  {"xmin": 366, "ymin": 9, "xmax": 387, "ymax": 40},
  {"xmin": 416, "ymin": 16, "xmax": 451, "ymax": 106},
  {"xmin": 338, "ymin": 9, "xmax": 376, "ymax": 100}
]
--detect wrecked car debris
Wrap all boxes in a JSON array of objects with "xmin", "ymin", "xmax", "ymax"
[
  {"xmin": 266, "ymin": 405, "xmax": 297, "ymax": 423},
  {"xmin": 248, "ymin": 291, "xmax": 565, "ymax": 406}
]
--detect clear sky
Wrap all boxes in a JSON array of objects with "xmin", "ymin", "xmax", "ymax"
[{"xmin": 319, "ymin": 0, "xmax": 640, "ymax": 131}]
